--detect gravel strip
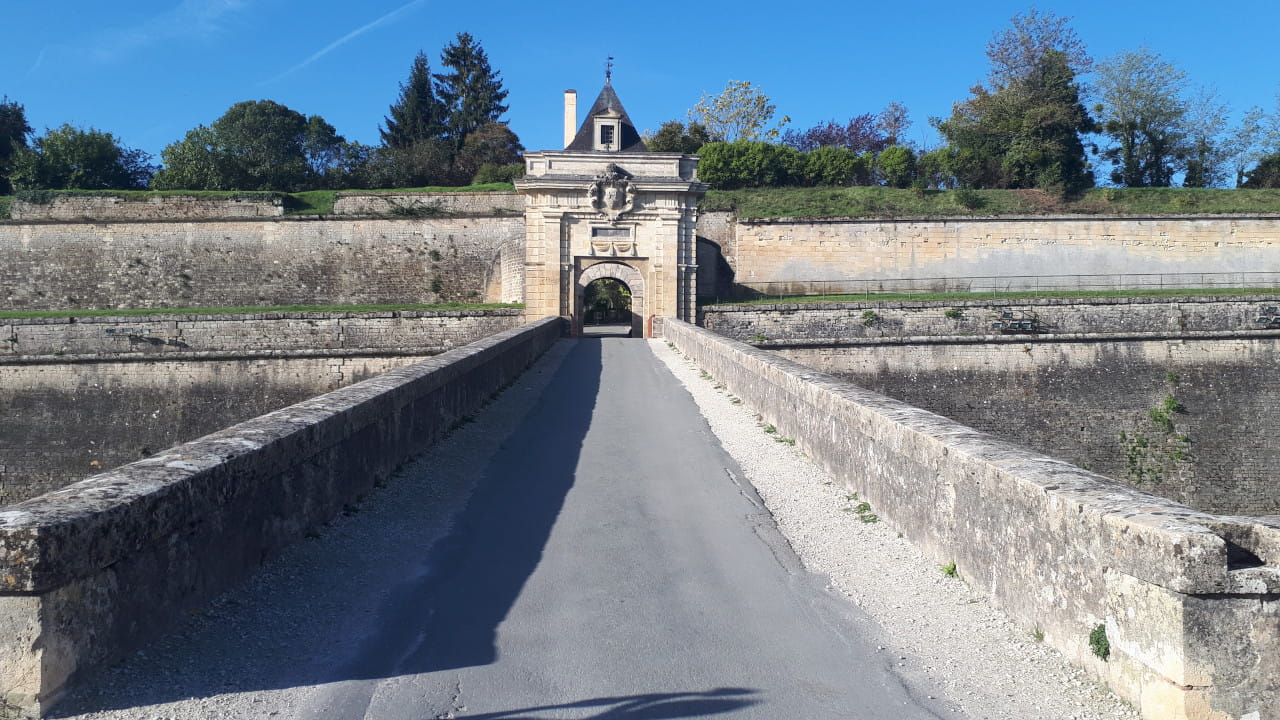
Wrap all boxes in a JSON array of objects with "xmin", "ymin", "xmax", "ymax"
[{"xmin": 648, "ymin": 338, "xmax": 1141, "ymax": 720}]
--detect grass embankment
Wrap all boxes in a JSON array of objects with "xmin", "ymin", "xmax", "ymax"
[
  {"xmin": 711, "ymin": 287, "xmax": 1279, "ymax": 306},
  {"xmin": 0, "ymin": 302, "xmax": 523, "ymax": 320},
  {"xmin": 0, "ymin": 184, "xmax": 517, "ymax": 219},
  {"xmin": 701, "ymin": 187, "xmax": 1280, "ymax": 219}
]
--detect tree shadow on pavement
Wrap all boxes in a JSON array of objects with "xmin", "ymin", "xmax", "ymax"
[{"xmin": 466, "ymin": 687, "xmax": 760, "ymax": 719}]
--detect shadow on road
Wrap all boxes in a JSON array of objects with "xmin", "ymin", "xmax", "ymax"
[
  {"xmin": 50, "ymin": 339, "xmax": 610, "ymax": 716},
  {"xmin": 339, "ymin": 338, "xmax": 604, "ymax": 679},
  {"xmin": 465, "ymin": 687, "xmax": 760, "ymax": 719}
]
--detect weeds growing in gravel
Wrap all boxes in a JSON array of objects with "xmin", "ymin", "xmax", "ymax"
[
  {"xmin": 941, "ymin": 561, "xmax": 960, "ymax": 579},
  {"xmin": 1031, "ymin": 626, "xmax": 1044, "ymax": 642}
]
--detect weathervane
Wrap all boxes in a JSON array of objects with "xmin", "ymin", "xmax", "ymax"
[{"xmin": 605, "ymin": 56, "xmax": 614, "ymax": 83}]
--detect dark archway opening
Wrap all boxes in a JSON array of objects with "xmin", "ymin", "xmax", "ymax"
[{"xmin": 582, "ymin": 278, "xmax": 633, "ymax": 337}]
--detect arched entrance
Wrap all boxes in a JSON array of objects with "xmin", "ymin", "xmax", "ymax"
[{"xmin": 576, "ymin": 262, "xmax": 645, "ymax": 338}]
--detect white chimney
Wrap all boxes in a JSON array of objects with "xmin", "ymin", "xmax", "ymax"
[{"xmin": 564, "ymin": 90, "xmax": 577, "ymax": 148}]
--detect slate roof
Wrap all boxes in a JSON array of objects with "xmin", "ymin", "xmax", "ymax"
[{"xmin": 565, "ymin": 82, "xmax": 649, "ymax": 152}]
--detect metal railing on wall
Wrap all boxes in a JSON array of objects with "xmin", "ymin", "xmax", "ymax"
[{"xmin": 703, "ymin": 272, "xmax": 1280, "ymax": 304}]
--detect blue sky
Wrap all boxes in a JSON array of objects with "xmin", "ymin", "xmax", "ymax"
[{"xmin": 4, "ymin": 0, "xmax": 1279, "ymax": 164}]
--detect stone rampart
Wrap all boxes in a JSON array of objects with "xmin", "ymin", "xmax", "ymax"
[
  {"xmin": 10, "ymin": 195, "xmax": 284, "ymax": 221},
  {"xmin": 0, "ymin": 310, "xmax": 523, "ymax": 507},
  {"xmin": 719, "ymin": 215, "xmax": 1280, "ymax": 293},
  {"xmin": 702, "ymin": 296, "xmax": 1280, "ymax": 342},
  {"xmin": 0, "ymin": 217, "xmax": 525, "ymax": 310},
  {"xmin": 1, "ymin": 309, "xmax": 523, "ymax": 359},
  {"xmin": 332, "ymin": 191, "xmax": 524, "ymax": 216},
  {"xmin": 0, "ymin": 317, "xmax": 563, "ymax": 718},
  {"xmin": 663, "ymin": 318, "xmax": 1280, "ymax": 720}
]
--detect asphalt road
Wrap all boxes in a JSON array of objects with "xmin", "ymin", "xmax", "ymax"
[
  {"xmin": 299, "ymin": 336, "xmax": 958, "ymax": 720},
  {"xmin": 57, "ymin": 335, "xmax": 962, "ymax": 720}
]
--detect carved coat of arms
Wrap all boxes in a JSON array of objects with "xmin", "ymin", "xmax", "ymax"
[{"xmin": 587, "ymin": 164, "xmax": 636, "ymax": 221}]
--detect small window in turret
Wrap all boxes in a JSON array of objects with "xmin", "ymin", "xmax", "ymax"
[{"xmin": 600, "ymin": 124, "xmax": 615, "ymax": 147}]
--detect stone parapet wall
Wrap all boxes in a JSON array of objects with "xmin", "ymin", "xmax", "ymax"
[
  {"xmin": 0, "ymin": 310, "xmax": 524, "ymax": 507},
  {"xmin": 0, "ymin": 354, "xmax": 428, "ymax": 508},
  {"xmin": 0, "ymin": 217, "xmax": 525, "ymax": 310},
  {"xmin": 702, "ymin": 296, "xmax": 1280, "ymax": 342},
  {"xmin": 778, "ymin": 335, "xmax": 1280, "ymax": 516},
  {"xmin": 663, "ymin": 319, "xmax": 1280, "ymax": 720},
  {"xmin": 332, "ymin": 191, "xmax": 524, "ymax": 216},
  {"xmin": 10, "ymin": 195, "xmax": 284, "ymax": 221},
  {"xmin": 722, "ymin": 215, "xmax": 1280, "ymax": 291},
  {"xmin": 1, "ymin": 309, "xmax": 524, "ymax": 359},
  {"xmin": 0, "ymin": 317, "xmax": 563, "ymax": 718}
]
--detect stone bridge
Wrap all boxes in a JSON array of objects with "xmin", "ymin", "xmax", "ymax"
[{"xmin": 0, "ymin": 316, "xmax": 1276, "ymax": 720}]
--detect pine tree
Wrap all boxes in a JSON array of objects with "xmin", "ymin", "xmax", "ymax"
[
  {"xmin": 381, "ymin": 52, "xmax": 447, "ymax": 149},
  {"xmin": 435, "ymin": 33, "xmax": 509, "ymax": 147}
]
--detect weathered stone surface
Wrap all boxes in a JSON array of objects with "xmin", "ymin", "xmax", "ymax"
[
  {"xmin": 711, "ymin": 215, "xmax": 1280, "ymax": 293},
  {"xmin": 0, "ymin": 318, "xmax": 562, "ymax": 718},
  {"xmin": 663, "ymin": 318, "xmax": 1280, "ymax": 720},
  {"xmin": 0, "ymin": 217, "xmax": 524, "ymax": 310},
  {"xmin": 331, "ymin": 191, "xmax": 524, "ymax": 216},
  {"xmin": 0, "ymin": 310, "xmax": 524, "ymax": 506},
  {"xmin": 702, "ymin": 296, "xmax": 1280, "ymax": 342},
  {"xmin": 10, "ymin": 195, "xmax": 283, "ymax": 222}
]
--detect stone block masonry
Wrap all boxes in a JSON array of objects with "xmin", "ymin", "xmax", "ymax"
[
  {"xmin": 0, "ymin": 310, "xmax": 525, "ymax": 507},
  {"xmin": 702, "ymin": 295, "xmax": 1280, "ymax": 342},
  {"xmin": 9, "ymin": 195, "xmax": 284, "ymax": 222},
  {"xmin": 778, "ymin": 336, "xmax": 1280, "ymax": 517},
  {"xmin": 1, "ymin": 309, "xmax": 524, "ymax": 359},
  {"xmin": 332, "ymin": 191, "xmax": 524, "ymax": 217},
  {"xmin": 0, "ymin": 216, "xmax": 525, "ymax": 310},
  {"xmin": 0, "ymin": 317, "xmax": 563, "ymax": 718},
  {"xmin": 711, "ymin": 214, "xmax": 1280, "ymax": 292},
  {"xmin": 663, "ymin": 319, "xmax": 1280, "ymax": 720}
]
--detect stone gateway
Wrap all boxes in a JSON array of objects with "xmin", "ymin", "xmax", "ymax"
[{"xmin": 517, "ymin": 81, "xmax": 706, "ymax": 337}]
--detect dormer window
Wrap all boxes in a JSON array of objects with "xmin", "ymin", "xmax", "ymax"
[{"xmin": 600, "ymin": 124, "xmax": 616, "ymax": 148}]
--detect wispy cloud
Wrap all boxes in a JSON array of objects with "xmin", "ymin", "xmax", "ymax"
[
  {"xmin": 89, "ymin": 0, "xmax": 248, "ymax": 62},
  {"xmin": 260, "ymin": 0, "xmax": 428, "ymax": 85}
]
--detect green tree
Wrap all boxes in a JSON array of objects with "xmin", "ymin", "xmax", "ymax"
[
  {"xmin": 876, "ymin": 145, "xmax": 917, "ymax": 188},
  {"xmin": 984, "ymin": 7, "xmax": 1092, "ymax": 88},
  {"xmin": 647, "ymin": 120, "xmax": 713, "ymax": 153},
  {"xmin": 917, "ymin": 146, "xmax": 959, "ymax": 189},
  {"xmin": 934, "ymin": 50, "xmax": 1094, "ymax": 193},
  {"xmin": 1094, "ymin": 47, "xmax": 1188, "ymax": 187},
  {"xmin": 380, "ymin": 51, "xmax": 447, "ymax": 149},
  {"xmin": 802, "ymin": 146, "xmax": 871, "ymax": 186},
  {"xmin": 689, "ymin": 80, "xmax": 788, "ymax": 142},
  {"xmin": 0, "ymin": 97, "xmax": 32, "ymax": 195},
  {"xmin": 435, "ymin": 33, "xmax": 509, "ymax": 148},
  {"xmin": 697, "ymin": 141, "xmax": 802, "ymax": 189},
  {"xmin": 153, "ymin": 100, "xmax": 344, "ymax": 191},
  {"xmin": 1181, "ymin": 87, "xmax": 1229, "ymax": 188},
  {"xmin": 454, "ymin": 121, "xmax": 524, "ymax": 181},
  {"xmin": 1243, "ymin": 152, "xmax": 1280, "ymax": 188},
  {"xmin": 11, "ymin": 124, "xmax": 154, "ymax": 190}
]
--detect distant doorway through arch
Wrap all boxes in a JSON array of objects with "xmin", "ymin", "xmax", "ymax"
[{"xmin": 575, "ymin": 262, "xmax": 645, "ymax": 338}]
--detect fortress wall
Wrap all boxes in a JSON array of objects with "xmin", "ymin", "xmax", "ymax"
[
  {"xmin": 702, "ymin": 295, "xmax": 1280, "ymax": 341},
  {"xmin": 331, "ymin": 190, "xmax": 524, "ymax": 216},
  {"xmin": 0, "ymin": 216, "xmax": 525, "ymax": 310},
  {"xmin": 1, "ymin": 309, "xmax": 523, "ymax": 358},
  {"xmin": 722, "ymin": 215, "xmax": 1280, "ymax": 290},
  {"xmin": 700, "ymin": 298, "xmax": 1280, "ymax": 516},
  {"xmin": 0, "ymin": 317, "xmax": 563, "ymax": 718},
  {"xmin": 10, "ymin": 195, "xmax": 285, "ymax": 221},
  {"xmin": 0, "ymin": 355, "xmax": 426, "ymax": 508},
  {"xmin": 663, "ymin": 319, "xmax": 1280, "ymax": 720},
  {"xmin": 0, "ymin": 310, "xmax": 522, "ymax": 507},
  {"xmin": 778, "ymin": 336, "xmax": 1280, "ymax": 516}
]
